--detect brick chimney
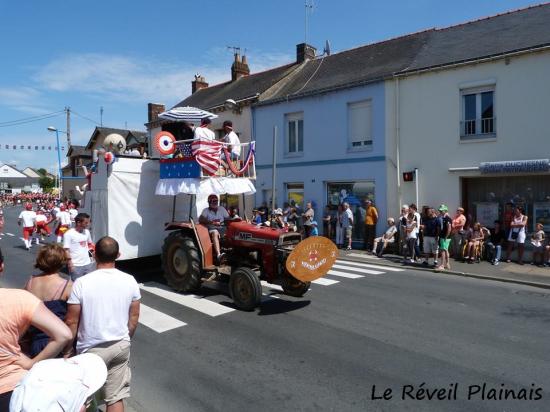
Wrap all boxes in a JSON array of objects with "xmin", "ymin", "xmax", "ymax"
[
  {"xmin": 148, "ymin": 103, "xmax": 165, "ymax": 123},
  {"xmin": 231, "ymin": 53, "xmax": 250, "ymax": 81},
  {"xmin": 296, "ymin": 43, "xmax": 317, "ymax": 63},
  {"xmin": 192, "ymin": 74, "xmax": 209, "ymax": 94}
]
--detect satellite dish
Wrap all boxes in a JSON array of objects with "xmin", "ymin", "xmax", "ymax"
[
  {"xmin": 103, "ymin": 133, "xmax": 126, "ymax": 154},
  {"xmin": 224, "ymin": 99, "xmax": 238, "ymax": 111},
  {"xmin": 324, "ymin": 40, "xmax": 331, "ymax": 56}
]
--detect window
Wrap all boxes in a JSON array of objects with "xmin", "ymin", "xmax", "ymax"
[
  {"xmin": 348, "ymin": 100, "xmax": 372, "ymax": 150},
  {"xmin": 286, "ymin": 183, "xmax": 304, "ymax": 208},
  {"xmin": 285, "ymin": 113, "xmax": 303, "ymax": 154},
  {"xmin": 461, "ymin": 88, "xmax": 495, "ymax": 139}
]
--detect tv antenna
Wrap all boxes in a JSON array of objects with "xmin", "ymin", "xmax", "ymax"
[
  {"xmin": 227, "ymin": 45, "xmax": 241, "ymax": 56},
  {"xmin": 304, "ymin": 0, "xmax": 314, "ymax": 44}
]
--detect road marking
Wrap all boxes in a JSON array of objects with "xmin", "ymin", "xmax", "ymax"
[
  {"xmin": 311, "ymin": 277, "xmax": 340, "ymax": 286},
  {"xmin": 6, "ymin": 233, "xmax": 14, "ymax": 236},
  {"xmin": 347, "ymin": 252, "xmax": 379, "ymax": 260},
  {"xmin": 260, "ymin": 281, "xmax": 283, "ymax": 292},
  {"xmin": 140, "ymin": 282, "xmax": 235, "ymax": 317},
  {"xmin": 326, "ymin": 270, "xmax": 366, "ymax": 279},
  {"xmin": 332, "ymin": 264, "xmax": 384, "ymax": 275},
  {"xmin": 138, "ymin": 304, "xmax": 186, "ymax": 333},
  {"xmin": 336, "ymin": 260, "xmax": 404, "ymax": 272}
]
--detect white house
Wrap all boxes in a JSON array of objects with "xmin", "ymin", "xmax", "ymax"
[{"xmin": 388, "ymin": 3, "xmax": 550, "ymax": 232}]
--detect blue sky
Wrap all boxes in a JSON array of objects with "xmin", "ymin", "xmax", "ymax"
[{"xmin": 0, "ymin": 0, "xmax": 542, "ymax": 171}]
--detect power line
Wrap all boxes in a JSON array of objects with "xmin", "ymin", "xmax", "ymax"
[
  {"xmin": 0, "ymin": 111, "xmax": 65, "ymax": 128},
  {"xmin": 71, "ymin": 110, "xmax": 101, "ymax": 126},
  {"xmin": 0, "ymin": 110, "xmax": 65, "ymax": 127}
]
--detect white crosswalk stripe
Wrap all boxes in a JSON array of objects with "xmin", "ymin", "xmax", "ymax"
[
  {"xmin": 6, "ymin": 233, "xmax": 14, "ymax": 236},
  {"xmin": 335, "ymin": 259, "xmax": 404, "ymax": 272},
  {"xmin": 140, "ymin": 282, "xmax": 235, "ymax": 317},
  {"xmin": 139, "ymin": 304, "xmax": 186, "ymax": 333},
  {"xmin": 311, "ymin": 277, "xmax": 340, "ymax": 286},
  {"xmin": 347, "ymin": 252, "xmax": 379, "ymax": 260},
  {"xmin": 326, "ymin": 270, "xmax": 365, "ymax": 279},
  {"xmin": 332, "ymin": 264, "xmax": 384, "ymax": 275}
]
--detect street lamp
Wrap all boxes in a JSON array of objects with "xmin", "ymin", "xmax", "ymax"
[{"xmin": 47, "ymin": 126, "xmax": 66, "ymax": 199}]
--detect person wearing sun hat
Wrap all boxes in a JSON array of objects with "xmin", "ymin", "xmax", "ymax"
[
  {"xmin": 435, "ymin": 204, "xmax": 453, "ymax": 271},
  {"xmin": 9, "ymin": 353, "xmax": 107, "ymax": 412}
]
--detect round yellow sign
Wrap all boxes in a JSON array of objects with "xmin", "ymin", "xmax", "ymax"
[{"xmin": 285, "ymin": 236, "xmax": 338, "ymax": 282}]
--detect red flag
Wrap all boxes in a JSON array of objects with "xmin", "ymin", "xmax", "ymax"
[{"xmin": 191, "ymin": 139, "xmax": 223, "ymax": 176}]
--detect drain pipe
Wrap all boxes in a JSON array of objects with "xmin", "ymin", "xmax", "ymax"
[{"xmin": 395, "ymin": 78, "xmax": 402, "ymax": 210}]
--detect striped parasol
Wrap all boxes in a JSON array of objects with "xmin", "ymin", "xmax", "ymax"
[{"xmin": 158, "ymin": 106, "xmax": 218, "ymax": 123}]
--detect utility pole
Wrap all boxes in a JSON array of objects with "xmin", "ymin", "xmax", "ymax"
[{"xmin": 65, "ymin": 106, "xmax": 72, "ymax": 147}]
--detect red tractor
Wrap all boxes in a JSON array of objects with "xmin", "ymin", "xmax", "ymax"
[{"xmin": 161, "ymin": 218, "xmax": 337, "ymax": 311}]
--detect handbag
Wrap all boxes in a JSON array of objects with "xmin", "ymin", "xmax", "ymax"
[{"xmin": 510, "ymin": 230, "xmax": 519, "ymax": 240}]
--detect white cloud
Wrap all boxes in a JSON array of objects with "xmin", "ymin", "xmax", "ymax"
[
  {"xmin": 32, "ymin": 49, "xmax": 293, "ymax": 107},
  {"xmin": 0, "ymin": 87, "xmax": 54, "ymax": 115}
]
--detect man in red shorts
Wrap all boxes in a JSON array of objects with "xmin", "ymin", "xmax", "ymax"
[{"xmin": 18, "ymin": 203, "xmax": 36, "ymax": 250}]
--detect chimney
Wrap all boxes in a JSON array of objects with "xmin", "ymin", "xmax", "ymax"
[
  {"xmin": 296, "ymin": 43, "xmax": 317, "ymax": 63},
  {"xmin": 148, "ymin": 103, "xmax": 165, "ymax": 123},
  {"xmin": 192, "ymin": 74, "xmax": 209, "ymax": 94},
  {"xmin": 231, "ymin": 53, "xmax": 250, "ymax": 81}
]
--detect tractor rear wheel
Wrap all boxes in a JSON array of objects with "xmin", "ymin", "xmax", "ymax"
[
  {"xmin": 282, "ymin": 274, "xmax": 310, "ymax": 297},
  {"xmin": 162, "ymin": 231, "xmax": 201, "ymax": 292},
  {"xmin": 229, "ymin": 267, "xmax": 261, "ymax": 311}
]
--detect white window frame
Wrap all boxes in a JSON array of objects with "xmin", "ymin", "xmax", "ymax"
[
  {"xmin": 285, "ymin": 112, "xmax": 304, "ymax": 156},
  {"xmin": 460, "ymin": 85, "xmax": 496, "ymax": 141},
  {"xmin": 347, "ymin": 100, "xmax": 373, "ymax": 151}
]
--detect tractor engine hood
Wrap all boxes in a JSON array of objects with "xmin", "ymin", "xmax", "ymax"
[{"xmin": 225, "ymin": 220, "xmax": 284, "ymax": 243}]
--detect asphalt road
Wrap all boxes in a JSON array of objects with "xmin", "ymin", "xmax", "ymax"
[{"xmin": 2, "ymin": 205, "xmax": 550, "ymax": 412}]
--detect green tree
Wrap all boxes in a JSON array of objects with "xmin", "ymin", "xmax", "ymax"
[
  {"xmin": 37, "ymin": 168, "xmax": 47, "ymax": 176},
  {"xmin": 38, "ymin": 176, "xmax": 55, "ymax": 192}
]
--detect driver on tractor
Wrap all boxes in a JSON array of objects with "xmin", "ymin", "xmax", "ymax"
[{"xmin": 199, "ymin": 194, "xmax": 229, "ymax": 264}]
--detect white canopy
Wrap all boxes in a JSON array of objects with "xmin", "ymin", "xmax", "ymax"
[{"xmin": 155, "ymin": 177, "xmax": 256, "ymax": 196}]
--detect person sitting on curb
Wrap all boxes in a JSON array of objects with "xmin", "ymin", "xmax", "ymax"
[{"xmin": 485, "ymin": 220, "xmax": 505, "ymax": 265}]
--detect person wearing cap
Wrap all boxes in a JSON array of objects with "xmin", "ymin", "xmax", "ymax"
[
  {"xmin": 309, "ymin": 221, "xmax": 319, "ymax": 236},
  {"xmin": 64, "ymin": 236, "xmax": 141, "ymax": 412},
  {"xmin": 251, "ymin": 208, "xmax": 262, "ymax": 225},
  {"xmin": 435, "ymin": 205, "xmax": 453, "ymax": 271},
  {"xmin": 272, "ymin": 208, "xmax": 287, "ymax": 230},
  {"xmin": 199, "ymin": 194, "xmax": 230, "ymax": 263},
  {"xmin": 194, "ymin": 117, "xmax": 215, "ymax": 141},
  {"xmin": 222, "ymin": 120, "xmax": 241, "ymax": 161},
  {"xmin": 18, "ymin": 203, "xmax": 36, "ymax": 251}
]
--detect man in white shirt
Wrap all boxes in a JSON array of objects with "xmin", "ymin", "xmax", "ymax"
[
  {"xmin": 341, "ymin": 202, "xmax": 354, "ymax": 250},
  {"xmin": 18, "ymin": 203, "xmax": 36, "ymax": 250},
  {"xmin": 64, "ymin": 212, "xmax": 95, "ymax": 281},
  {"xmin": 34, "ymin": 209, "xmax": 51, "ymax": 244},
  {"xmin": 199, "ymin": 194, "xmax": 229, "ymax": 263},
  {"xmin": 193, "ymin": 117, "xmax": 215, "ymax": 141},
  {"xmin": 65, "ymin": 236, "xmax": 141, "ymax": 412},
  {"xmin": 55, "ymin": 204, "xmax": 72, "ymax": 242},
  {"xmin": 222, "ymin": 120, "xmax": 241, "ymax": 160}
]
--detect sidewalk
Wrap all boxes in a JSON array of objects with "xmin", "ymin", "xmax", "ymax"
[{"xmin": 339, "ymin": 249, "xmax": 550, "ymax": 290}]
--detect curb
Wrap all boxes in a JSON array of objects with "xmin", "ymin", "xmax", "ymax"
[{"xmin": 338, "ymin": 252, "xmax": 550, "ymax": 290}]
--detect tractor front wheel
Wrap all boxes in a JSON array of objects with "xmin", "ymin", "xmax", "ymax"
[
  {"xmin": 282, "ymin": 274, "xmax": 310, "ymax": 297},
  {"xmin": 162, "ymin": 232, "xmax": 202, "ymax": 292},
  {"xmin": 229, "ymin": 267, "xmax": 261, "ymax": 311}
]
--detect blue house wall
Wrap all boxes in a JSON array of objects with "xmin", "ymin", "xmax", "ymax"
[{"xmin": 252, "ymin": 82, "xmax": 388, "ymax": 241}]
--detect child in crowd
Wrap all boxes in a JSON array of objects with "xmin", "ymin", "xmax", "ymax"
[
  {"xmin": 531, "ymin": 223, "xmax": 546, "ymax": 266},
  {"xmin": 310, "ymin": 221, "xmax": 319, "ymax": 236}
]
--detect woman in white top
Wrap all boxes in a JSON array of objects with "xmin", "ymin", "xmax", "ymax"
[{"xmin": 505, "ymin": 206, "xmax": 528, "ymax": 265}]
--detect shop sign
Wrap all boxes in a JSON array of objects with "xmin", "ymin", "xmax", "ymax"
[{"xmin": 480, "ymin": 159, "xmax": 550, "ymax": 174}]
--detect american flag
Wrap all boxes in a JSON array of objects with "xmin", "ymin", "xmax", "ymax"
[{"xmin": 191, "ymin": 139, "xmax": 223, "ymax": 176}]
